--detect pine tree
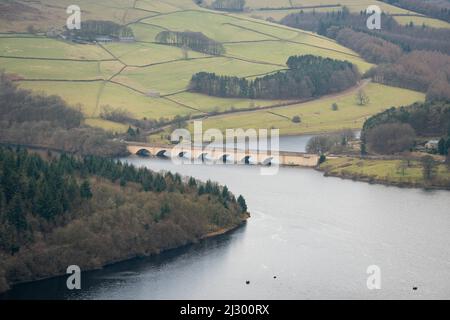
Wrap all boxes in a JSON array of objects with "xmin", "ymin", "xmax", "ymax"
[
  {"xmin": 0, "ymin": 187, "xmax": 6, "ymax": 218},
  {"xmin": 222, "ymin": 186, "xmax": 230, "ymax": 201},
  {"xmin": 237, "ymin": 195, "xmax": 248, "ymax": 213},
  {"xmin": 188, "ymin": 177, "xmax": 197, "ymax": 187},
  {"xmin": 80, "ymin": 180, "xmax": 93, "ymax": 199},
  {"xmin": 205, "ymin": 180, "xmax": 213, "ymax": 194},
  {"xmin": 438, "ymin": 138, "xmax": 446, "ymax": 155},
  {"xmin": 7, "ymin": 193, "xmax": 27, "ymax": 231}
]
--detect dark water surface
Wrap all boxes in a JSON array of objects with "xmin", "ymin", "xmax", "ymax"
[{"xmin": 2, "ymin": 142, "xmax": 450, "ymax": 299}]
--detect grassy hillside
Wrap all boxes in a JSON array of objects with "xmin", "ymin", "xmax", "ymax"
[
  {"xmin": 189, "ymin": 83, "xmax": 425, "ymax": 135},
  {"xmin": 0, "ymin": 0, "xmax": 425, "ymax": 136}
]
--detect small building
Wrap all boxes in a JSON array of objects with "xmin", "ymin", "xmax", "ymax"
[
  {"xmin": 425, "ymin": 140, "xmax": 439, "ymax": 150},
  {"xmin": 95, "ymin": 36, "xmax": 114, "ymax": 43},
  {"xmin": 119, "ymin": 36, "xmax": 135, "ymax": 43}
]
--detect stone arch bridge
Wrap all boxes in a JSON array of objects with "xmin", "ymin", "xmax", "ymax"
[{"xmin": 126, "ymin": 142, "xmax": 319, "ymax": 167}]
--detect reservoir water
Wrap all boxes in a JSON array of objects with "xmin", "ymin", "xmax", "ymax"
[{"xmin": 3, "ymin": 153, "xmax": 450, "ymax": 300}]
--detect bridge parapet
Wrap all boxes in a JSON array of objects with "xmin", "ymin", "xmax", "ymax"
[{"xmin": 126, "ymin": 143, "xmax": 319, "ymax": 167}]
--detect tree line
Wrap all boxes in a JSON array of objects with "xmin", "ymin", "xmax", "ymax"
[
  {"xmin": 0, "ymin": 73, "xmax": 127, "ymax": 157},
  {"xmin": 363, "ymin": 100, "xmax": 450, "ymax": 137},
  {"xmin": 381, "ymin": 0, "xmax": 450, "ymax": 23},
  {"xmin": 306, "ymin": 129, "xmax": 356, "ymax": 155},
  {"xmin": 361, "ymin": 100, "xmax": 450, "ymax": 154},
  {"xmin": 0, "ymin": 147, "xmax": 248, "ymax": 292},
  {"xmin": 335, "ymin": 28, "xmax": 403, "ymax": 64},
  {"xmin": 156, "ymin": 31, "xmax": 225, "ymax": 55},
  {"xmin": 64, "ymin": 20, "xmax": 134, "ymax": 40},
  {"xmin": 189, "ymin": 55, "xmax": 360, "ymax": 99},
  {"xmin": 211, "ymin": 0, "xmax": 246, "ymax": 12},
  {"xmin": 280, "ymin": 9, "xmax": 450, "ymax": 101},
  {"xmin": 281, "ymin": 9, "xmax": 450, "ymax": 54},
  {"xmin": 365, "ymin": 50, "xmax": 450, "ymax": 101}
]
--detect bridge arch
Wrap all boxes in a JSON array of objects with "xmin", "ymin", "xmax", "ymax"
[
  {"xmin": 156, "ymin": 149, "xmax": 168, "ymax": 157},
  {"xmin": 136, "ymin": 148, "xmax": 151, "ymax": 157},
  {"xmin": 220, "ymin": 154, "xmax": 233, "ymax": 163},
  {"xmin": 178, "ymin": 151, "xmax": 189, "ymax": 158},
  {"xmin": 262, "ymin": 157, "xmax": 274, "ymax": 166},
  {"xmin": 198, "ymin": 153, "xmax": 209, "ymax": 162},
  {"xmin": 241, "ymin": 155, "xmax": 253, "ymax": 165}
]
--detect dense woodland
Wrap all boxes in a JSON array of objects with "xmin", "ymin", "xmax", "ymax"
[
  {"xmin": 0, "ymin": 147, "xmax": 248, "ymax": 293},
  {"xmin": 281, "ymin": 9, "xmax": 450, "ymax": 54},
  {"xmin": 381, "ymin": 0, "xmax": 450, "ymax": 23},
  {"xmin": 64, "ymin": 20, "xmax": 134, "ymax": 40},
  {"xmin": 363, "ymin": 100, "xmax": 450, "ymax": 137},
  {"xmin": 281, "ymin": 9, "xmax": 450, "ymax": 101},
  {"xmin": 0, "ymin": 73, "xmax": 127, "ymax": 157},
  {"xmin": 366, "ymin": 50, "xmax": 450, "ymax": 101},
  {"xmin": 335, "ymin": 28, "xmax": 403, "ymax": 64},
  {"xmin": 156, "ymin": 31, "xmax": 225, "ymax": 55},
  {"xmin": 189, "ymin": 55, "xmax": 359, "ymax": 99},
  {"xmin": 361, "ymin": 101, "xmax": 450, "ymax": 154}
]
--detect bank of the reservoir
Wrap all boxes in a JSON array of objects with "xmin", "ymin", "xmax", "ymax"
[{"xmin": 319, "ymin": 156, "xmax": 450, "ymax": 190}]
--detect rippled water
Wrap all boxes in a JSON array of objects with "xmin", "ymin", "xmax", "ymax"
[{"xmin": 3, "ymin": 152, "xmax": 450, "ymax": 300}]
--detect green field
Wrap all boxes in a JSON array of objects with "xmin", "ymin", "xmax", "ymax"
[
  {"xmin": 0, "ymin": 38, "xmax": 113, "ymax": 60},
  {"xmin": 103, "ymin": 42, "xmax": 209, "ymax": 66},
  {"xmin": 114, "ymin": 56, "xmax": 282, "ymax": 95},
  {"xmin": 320, "ymin": 157, "xmax": 450, "ymax": 188},
  {"xmin": 192, "ymin": 83, "xmax": 425, "ymax": 135},
  {"xmin": 0, "ymin": 0, "xmax": 428, "ymax": 135},
  {"xmin": 84, "ymin": 118, "xmax": 129, "ymax": 133},
  {"xmin": 0, "ymin": 58, "xmax": 123, "ymax": 80}
]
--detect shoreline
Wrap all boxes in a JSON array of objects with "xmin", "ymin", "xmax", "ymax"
[
  {"xmin": 317, "ymin": 167, "xmax": 450, "ymax": 191},
  {"xmin": 0, "ymin": 215, "xmax": 250, "ymax": 296}
]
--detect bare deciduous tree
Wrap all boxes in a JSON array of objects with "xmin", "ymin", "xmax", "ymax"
[
  {"xmin": 356, "ymin": 89, "xmax": 370, "ymax": 106},
  {"xmin": 421, "ymin": 155, "xmax": 438, "ymax": 181},
  {"xmin": 366, "ymin": 123, "xmax": 416, "ymax": 154}
]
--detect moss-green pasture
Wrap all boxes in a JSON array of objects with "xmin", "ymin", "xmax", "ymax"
[
  {"xmin": 166, "ymin": 92, "xmax": 291, "ymax": 113},
  {"xmin": 104, "ymin": 42, "xmax": 209, "ymax": 66},
  {"xmin": 320, "ymin": 157, "xmax": 450, "ymax": 187},
  {"xmin": 0, "ymin": 58, "xmax": 123, "ymax": 80},
  {"xmin": 114, "ymin": 57, "xmax": 282, "ymax": 95},
  {"xmin": 98, "ymin": 82, "xmax": 200, "ymax": 119},
  {"xmin": 194, "ymin": 83, "xmax": 425, "ymax": 135},
  {"xmin": 84, "ymin": 118, "xmax": 129, "ymax": 133},
  {"xmin": 224, "ymin": 41, "xmax": 373, "ymax": 73},
  {"xmin": 0, "ymin": 38, "xmax": 113, "ymax": 60}
]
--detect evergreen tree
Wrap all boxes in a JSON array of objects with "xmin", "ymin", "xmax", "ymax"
[
  {"xmin": 222, "ymin": 185, "xmax": 230, "ymax": 201},
  {"xmin": 80, "ymin": 180, "xmax": 93, "ymax": 199},
  {"xmin": 188, "ymin": 177, "xmax": 197, "ymax": 188},
  {"xmin": 7, "ymin": 193, "xmax": 27, "ymax": 231},
  {"xmin": 438, "ymin": 138, "xmax": 447, "ymax": 155},
  {"xmin": 237, "ymin": 195, "xmax": 248, "ymax": 213}
]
